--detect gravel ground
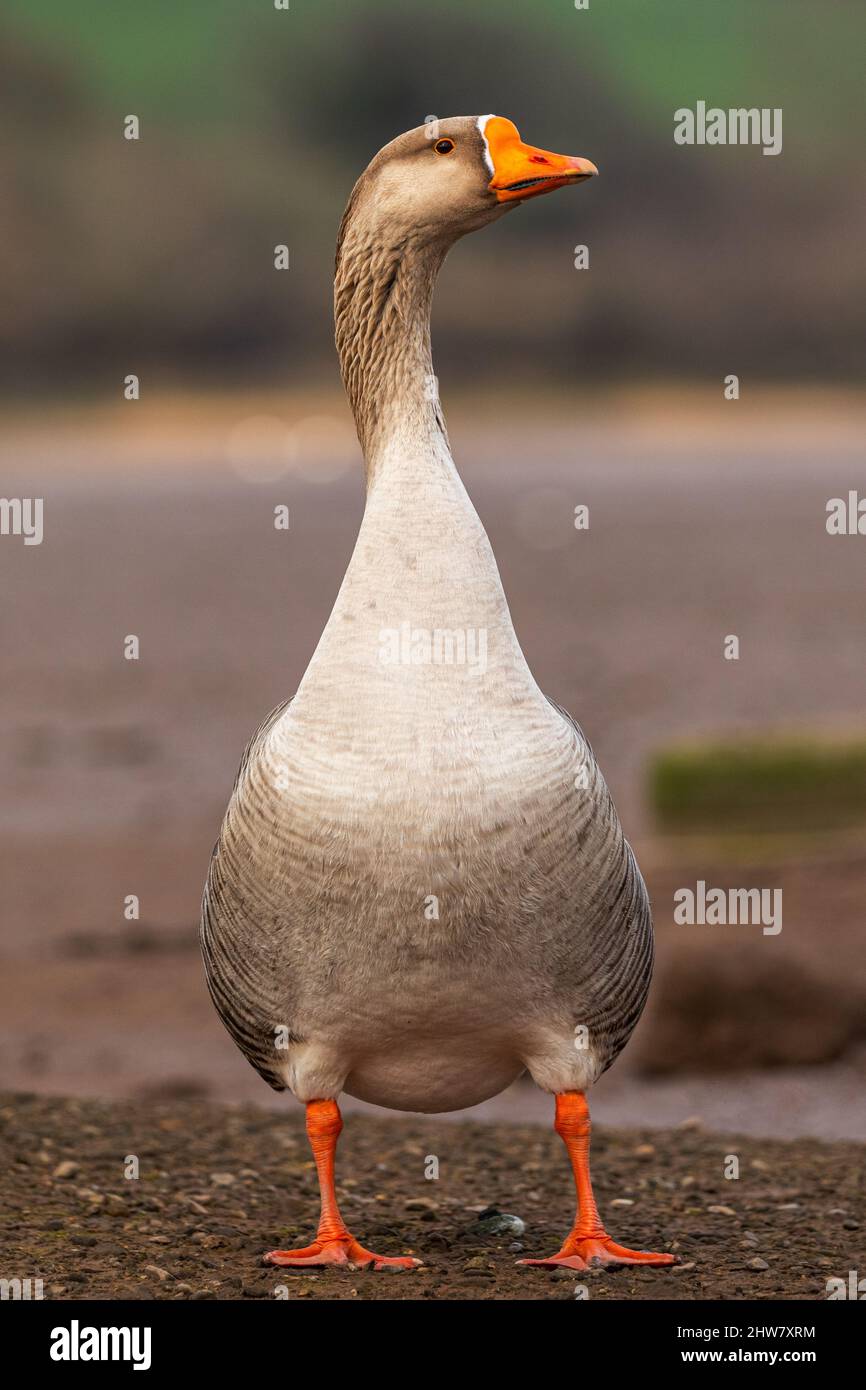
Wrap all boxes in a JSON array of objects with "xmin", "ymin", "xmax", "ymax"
[{"xmin": 1, "ymin": 1091, "xmax": 862, "ymax": 1301}]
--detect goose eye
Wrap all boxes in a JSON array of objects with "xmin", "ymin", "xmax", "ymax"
[{"xmin": 434, "ymin": 138, "xmax": 455, "ymax": 155}]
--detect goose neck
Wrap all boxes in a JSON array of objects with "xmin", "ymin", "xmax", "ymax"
[{"xmin": 335, "ymin": 222, "xmax": 453, "ymax": 484}]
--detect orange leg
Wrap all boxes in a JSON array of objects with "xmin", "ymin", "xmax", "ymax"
[
  {"xmin": 263, "ymin": 1099, "xmax": 420, "ymax": 1271},
  {"xmin": 518, "ymin": 1091, "xmax": 676, "ymax": 1271}
]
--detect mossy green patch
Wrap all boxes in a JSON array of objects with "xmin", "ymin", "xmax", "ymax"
[{"xmin": 650, "ymin": 734, "xmax": 866, "ymax": 833}]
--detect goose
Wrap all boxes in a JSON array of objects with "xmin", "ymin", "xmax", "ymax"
[{"xmin": 201, "ymin": 115, "xmax": 675, "ymax": 1274}]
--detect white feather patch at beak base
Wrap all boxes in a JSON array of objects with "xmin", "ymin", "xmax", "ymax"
[{"xmin": 476, "ymin": 114, "xmax": 496, "ymax": 177}]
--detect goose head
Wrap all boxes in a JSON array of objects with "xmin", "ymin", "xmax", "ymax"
[
  {"xmin": 343, "ymin": 114, "xmax": 598, "ymax": 249},
  {"xmin": 335, "ymin": 116, "xmax": 597, "ymax": 460}
]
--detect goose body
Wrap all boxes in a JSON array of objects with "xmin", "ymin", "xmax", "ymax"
[{"xmin": 202, "ymin": 116, "xmax": 673, "ymax": 1273}]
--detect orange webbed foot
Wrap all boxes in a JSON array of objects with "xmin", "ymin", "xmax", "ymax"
[
  {"xmin": 519, "ymin": 1233, "xmax": 677, "ymax": 1271},
  {"xmin": 263, "ymin": 1235, "xmax": 420, "ymax": 1272}
]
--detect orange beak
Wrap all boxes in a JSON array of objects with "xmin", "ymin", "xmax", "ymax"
[{"xmin": 484, "ymin": 116, "xmax": 598, "ymax": 203}]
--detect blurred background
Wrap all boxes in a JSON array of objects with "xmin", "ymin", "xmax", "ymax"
[{"xmin": 1, "ymin": 0, "xmax": 865, "ymax": 1140}]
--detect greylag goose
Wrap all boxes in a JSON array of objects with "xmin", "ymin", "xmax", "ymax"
[{"xmin": 201, "ymin": 115, "xmax": 674, "ymax": 1273}]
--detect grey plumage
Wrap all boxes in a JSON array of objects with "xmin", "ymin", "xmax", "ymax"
[{"xmin": 200, "ymin": 116, "xmax": 654, "ymax": 1116}]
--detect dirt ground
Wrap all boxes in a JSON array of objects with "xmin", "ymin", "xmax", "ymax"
[{"xmin": 1, "ymin": 1090, "xmax": 862, "ymax": 1301}]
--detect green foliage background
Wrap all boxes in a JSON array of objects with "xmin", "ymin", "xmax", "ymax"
[{"xmin": 3, "ymin": 0, "xmax": 864, "ymax": 389}]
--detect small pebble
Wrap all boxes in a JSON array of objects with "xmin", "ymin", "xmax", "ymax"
[
  {"xmin": 52, "ymin": 1161, "xmax": 79, "ymax": 1180},
  {"xmin": 75, "ymin": 1188, "xmax": 104, "ymax": 1204},
  {"xmin": 475, "ymin": 1210, "xmax": 526, "ymax": 1238},
  {"xmin": 747, "ymin": 1258, "xmax": 769, "ymax": 1271}
]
